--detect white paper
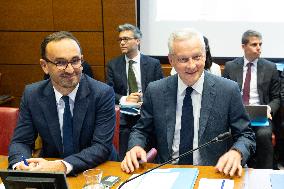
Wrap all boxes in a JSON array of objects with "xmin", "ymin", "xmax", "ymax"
[
  {"xmin": 243, "ymin": 169, "xmax": 284, "ymax": 189},
  {"xmin": 198, "ymin": 178, "xmax": 234, "ymax": 189},
  {"xmin": 0, "ymin": 183, "xmax": 5, "ymax": 189}
]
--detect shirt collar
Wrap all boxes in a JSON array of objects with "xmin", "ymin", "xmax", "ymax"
[
  {"xmin": 53, "ymin": 83, "xmax": 80, "ymax": 105},
  {"xmin": 125, "ymin": 51, "xmax": 141, "ymax": 64},
  {"xmin": 244, "ymin": 56, "xmax": 258, "ymax": 67},
  {"xmin": 178, "ymin": 71, "xmax": 204, "ymax": 96}
]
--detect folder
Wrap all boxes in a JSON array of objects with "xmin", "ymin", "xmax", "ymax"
[
  {"xmin": 121, "ymin": 168, "xmax": 199, "ymax": 189},
  {"xmin": 270, "ymin": 173, "xmax": 284, "ymax": 189},
  {"xmin": 244, "ymin": 105, "xmax": 269, "ymax": 126}
]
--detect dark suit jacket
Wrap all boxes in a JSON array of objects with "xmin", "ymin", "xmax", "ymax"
[
  {"xmin": 106, "ymin": 54, "xmax": 164, "ymax": 104},
  {"xmin": 8, "ymin": 75, "xmax": 116, "ymax": 174},
  {"xmin": 128, "ymin": 72, "xmax": 256, "ymax": 166},
  {"xmin": 223, "ymin": 57, "xmax": 280, "ymax": 114}
]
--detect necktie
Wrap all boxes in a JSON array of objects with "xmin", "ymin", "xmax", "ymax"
[
  {"xmin": 128, "ymin": 60, "xmax": 138, "ymax": 94},
  {"xmin": 179, "ymin": 87, "xmax": 194, "ymax": 165},
  {"xmin": 242, "ymin": 63, "xmax": 253, "ymax": 105},
  {"xmin": 62, "ymin": 96, "xmax": 74, "ymax": 157}
]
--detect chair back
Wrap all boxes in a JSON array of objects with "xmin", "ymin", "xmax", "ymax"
[
  {"xmin": 0, "ymin": 107, "xmax": 19, "ymax": 155},
  {"xmin": 113, "ymin": 106, "xmax": 120, "ymax": 152}
]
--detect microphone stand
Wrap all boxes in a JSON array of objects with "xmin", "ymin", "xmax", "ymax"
[{"xmin": 118, "ymin": 132, "xmax": 231, "ymax": 189}]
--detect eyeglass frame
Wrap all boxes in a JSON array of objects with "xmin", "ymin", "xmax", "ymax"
[
  {"xmin": 117, "ymin": 37, "xmax": 137, "ymax": 43},
  {"xmin": 44, "ymin": 56, "xmax": 83, "ymax": 70},
  {"xmin": 170, "ymin": 54, "xmax": 204, "ymax": 64}
]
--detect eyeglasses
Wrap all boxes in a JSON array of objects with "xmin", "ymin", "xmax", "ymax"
[
  {"xmin": 172, "ymin": 54, "xmax": 203, "ymax": 64},
  {"xmin": 117, "ymin": 37, "xmax": 136, "ymax": 43},
  {"xmin": 44, "ymin": 57, "xmax": 82, "ymax": 70}
]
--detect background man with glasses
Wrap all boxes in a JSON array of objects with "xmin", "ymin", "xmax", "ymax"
[
  {"xmin": 8, "ymin": 31, "xmax": 117, "ymax": 175},
  {"xmin": 121, "ymin": 28, "xmax": 255, "ymax": 177},
  {"xmin": 106, "ymin": 23, "xmax": 163, "ymax": 160}
]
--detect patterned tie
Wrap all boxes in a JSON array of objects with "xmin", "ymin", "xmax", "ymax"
[
  {"xmin": 62, "ymin": 96, "xmax": 74, "ymax": 157},
  {"xmin": 179, "ymin": 87, "xmax": 194, "ymax": 165},
  {"xmin": 242, "ymin": 63, "xmax": 253, "ymax": 105},
  {"xmin": 128, "ymin": 60, "xmax": 138, "ymax": 94}
]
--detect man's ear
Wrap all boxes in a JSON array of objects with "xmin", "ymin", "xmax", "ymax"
[
  {"xmin": 40, "ymin": 59, "xmax": 49, "ymax": 74},
  {"xmin": 168, "ymin": 54, "xmax": 174, "ymax": 67}
]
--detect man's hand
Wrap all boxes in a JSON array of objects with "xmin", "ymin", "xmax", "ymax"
[
  {"xmin": 215, "ymin": 149, "xmax": 243, "ymax": 177},
  {"xmin": 16, "ymin": 161, "xmax": 38, "ymax": 171},
  {"xmin": 121, "ymin": 146, "xmax": 146, "ymax": 173},
  {"xmin": 25, "ymin": 158, "xmax": 67, "ymax": 173},
  {"xmin": 126, "ymin": 92, "xmax": 142, "ymax": 103}
]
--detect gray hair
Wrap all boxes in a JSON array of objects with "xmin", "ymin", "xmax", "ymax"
[
  {"xmin": 242, "ymin": 30, "xmax": 262, "ymax": 45},
  {"xmin": 41, "ymin": 31, "xmax": 82, "ymax": 59},
  {"xmin": 117, "ymin": 23, "xmax": 142, "ymax": 39},
  {"xmin": 168, "ymin": 28, "xmax": 205, "ymax": 54}
]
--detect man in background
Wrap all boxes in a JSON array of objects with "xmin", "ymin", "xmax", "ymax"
[
  {"xmin": 9, "ymin": 31, "xmax": 117, "ymax": 175},
  {"xmin": 223, "ymin": 30, "xmax": 280, "ymax": 169},
  {"xmin": 121, "ymin": 28, "xmax": 255, "ymax": 177},
  {"xmin": 106, "ymin": 23, "xmax": 163, "ymax": 160}
]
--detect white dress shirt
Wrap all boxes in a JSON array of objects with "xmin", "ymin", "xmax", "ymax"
[
  {"xmin": 53, "ymin": 84, "xmax": 79, "ymax": 174},
  {"xmin": 120, "ymin": 51, "xmax": 142, "ymax": 104},
  {"xmin": 242, "ymin": 57, "xmax": 260, "ymax": 105},
  {"xmin": 172, "ymin": 72, "xmax": 204, "ymax": 165}
]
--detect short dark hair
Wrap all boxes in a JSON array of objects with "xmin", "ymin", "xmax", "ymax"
[
  {"xmin": 117, "ymin": 23, "xmax": 142, "ymax": 39},
  {"xmin": 203, "ymin": 36, "xmax": 213, "ymax": 70},
  {"xmin": 242, "ymin": 30, "xmax": 262, "ymax": 45},
  {"xmin": 40, "ymin": 31, "xmax": 82, "ymax": 59}
]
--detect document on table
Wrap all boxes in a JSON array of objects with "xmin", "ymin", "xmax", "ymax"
[
  {"xmin": 198, "ymin": 178, "xmax": 234, "ymax": 189},
  {"xmin": 0, "ymin": 183, "xmax": 5, "ymax": 189},
  {"xmin": 120, "ymin": 168, "xmax": 199, "ymax": 189},
  {"xmin": 243, "ymin": 169, "xmax": 284, "ymax": 189}
]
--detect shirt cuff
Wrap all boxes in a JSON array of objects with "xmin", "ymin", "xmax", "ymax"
[
  {"xmin": 12, "ymin": 162, "xmax": 21, "ymax": 170},
  {"xmin": 119, "ymin": 96, "xmax": 127, "ymax": 104},
  {"xmin": 55, "ymin": 160, "xmax": 73, "ymax": 174}
]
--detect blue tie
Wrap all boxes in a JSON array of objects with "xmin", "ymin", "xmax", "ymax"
[
  {"xmin": 62, "ymin": 96, "xmax": 74, "ymax": 157},
  {"xmin": 179, "ymin": 87, "xmax": 194, "ymax": 164}
]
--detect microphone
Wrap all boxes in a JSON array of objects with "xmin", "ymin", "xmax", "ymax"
[{"xmin": 118, "ymin": 132, "xmax": 231, "ymax": 189}]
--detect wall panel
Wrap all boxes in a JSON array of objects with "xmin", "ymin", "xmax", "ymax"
[
  {"xmin": 73, "ymin": 32, "xmax": 104, "ymax": 66},
  {"xmin": 103, "ymin": 0, "xmax": 136, "ymax": 63},
  {"xmin": 53, "ymin": 0, "xmax": 102, "ymax": 31},
  {"xmin": 0, "ymin": 0, "xmax": 137, "ymax": 107},
  {"xmin": 0, "ymin": 32, "xmax": 51, "ymax": 65},
  {"xmin": 0, "ymin": 0, "xmax": 53, "ymax": 31}
]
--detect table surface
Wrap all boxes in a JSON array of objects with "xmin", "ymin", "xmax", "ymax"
[{"xmin": 0, "ymin": 156, "xmax": 244, "ymax": 189}]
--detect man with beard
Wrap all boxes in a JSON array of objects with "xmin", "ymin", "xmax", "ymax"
[
  {"xmin": 106, "ymin": 23, "xmax": 163, "ymax": 160},
  {"xmin": 8, "ymin": 31, "xmax": 117, "ymax": 175}
]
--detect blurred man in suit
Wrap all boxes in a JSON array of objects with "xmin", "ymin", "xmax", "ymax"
[
  {"xmin": 223, "ymin": 30, "xmax": 280, "ymax": 169},
  {"xmin": 9, "ymin": 31, "xmax": 117, "ymax": 175},
  {"xmin": 106, "ymin": 23, "xmax": 163, "ymax": 160},
  {"xmin": 121, "ymin": 28, "xmax": 255, "ymax": 177}
]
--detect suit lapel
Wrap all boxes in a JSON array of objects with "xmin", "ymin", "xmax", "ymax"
[
  {"xmin": 118, "ymin": 56, "xmax": 128, "ymax": 92},
  {"xmin": 38, "ymin": 81, "xmax": 63, "ymax": 154},
  {"xmin": 257, "ymin": 59, "xmax": 265, "ymax": 94},
  {"xmin": 236, "ymin": 58, "xmax": 244, "ymax": 90},
  {"xmin": 165, "ymin": 75, "xmax": 178, "ymax": 154},
  {"xmin": 72, "ymin": 75, "xmax": 90, "ymax": 153},
  {"xmin": 140, "ymin": 55, "xmax": 147, "ymax": 92},
  {"xmin": 199, "ymin": 73, "xmax": 217, "ymax": 140}
]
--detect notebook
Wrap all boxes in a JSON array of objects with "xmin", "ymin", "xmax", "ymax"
[{"xmin": 244, "ymin": 105, "xmax": 269, "ymax": 126}]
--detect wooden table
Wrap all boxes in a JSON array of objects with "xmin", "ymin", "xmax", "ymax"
[{"xmin": 0, "ymin": 156, "xmax": 244, "ymax": 189}]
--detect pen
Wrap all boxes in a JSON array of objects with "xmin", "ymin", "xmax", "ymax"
[
  {"xmin": 221, "ymin": 179, "xmax": 225, "ymax": 189},
  {"xmin": 21, "ymin": 155, "xmax": 29, "ymax": 166}
]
